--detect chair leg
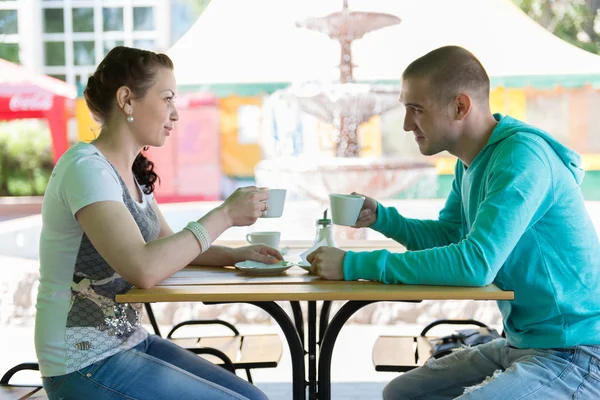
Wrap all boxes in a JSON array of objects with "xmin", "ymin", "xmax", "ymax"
[
  {"xmin": 144, "ymin": 303, "xmax": 162, "ymax": 337},
  {"xmin": 245, "ymin": 369, "xmax": 253, "ymax": 383}
]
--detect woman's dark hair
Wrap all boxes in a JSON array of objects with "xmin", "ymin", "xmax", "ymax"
[{"xmin": 83, "ymin": 46, "xmax": 174, "ymax": 194}]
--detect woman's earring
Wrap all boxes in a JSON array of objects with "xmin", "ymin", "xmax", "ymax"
[{"xmin": 127, "ymin": 114, "xmax": 134, "ymax": 123}]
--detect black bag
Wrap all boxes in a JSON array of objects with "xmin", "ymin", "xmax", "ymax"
[{"xmin": 429, "ymin": 327, "xmax": 501, "ymax": 359}]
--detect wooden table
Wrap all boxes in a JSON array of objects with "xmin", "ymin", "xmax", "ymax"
[{"xmin": 116, "ymin": 243, "xmax": 514, "ymax": 400}]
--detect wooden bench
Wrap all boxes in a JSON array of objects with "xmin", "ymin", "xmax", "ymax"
[
  {"xmin": 144, "ymin": 304, "xmax": 283, "ymax": 383},
  {"xmin": 372, "ymin": 319, "xmax": 494, "ymax": 373},
  {"xmin": 168, "ymin": 333, "xmax": 283, "ymax": 382},
  {"xmin": 372, "ymin": 335, "xmax": 434, "ymax": 372}
]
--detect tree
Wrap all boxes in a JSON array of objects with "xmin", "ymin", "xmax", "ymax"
[
  {"xmin": 513, "ymin": 0, "xmax": 600, "ymax": 54},
  {"xmin": 180, "ymin": 0, "xmax": 212, "ymax": 15},
  {"xmin": 172, "ymin": 0, "xmax": 212, "ymax": 43}
]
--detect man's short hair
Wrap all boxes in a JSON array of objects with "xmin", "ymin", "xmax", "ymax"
[{"xmin": 402, "ymin": 46, "xmax": 490, "ymax": 104}]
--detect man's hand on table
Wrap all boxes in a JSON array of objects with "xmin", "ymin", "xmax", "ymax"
[
  {"xmin": 232, "ymin": 245, "xmax": 283, "ymax": 264},
  {"xmin": 307, "ymin": 247, "xmax": 347, "ymax": 280}
]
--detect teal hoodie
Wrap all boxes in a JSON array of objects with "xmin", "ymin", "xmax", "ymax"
[{"xmin": 344, "ymin": 114, "xmax": 600, "ymax": 348}]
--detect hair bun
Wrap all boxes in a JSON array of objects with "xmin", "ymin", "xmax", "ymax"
[{"xmin": 85, "ymin": 75, "xmax": 97, "ymax": 92}]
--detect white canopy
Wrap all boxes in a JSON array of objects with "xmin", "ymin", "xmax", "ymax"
[{"xmin": 168, "ymin": 0, "xmax": 600, "ymax": 89}]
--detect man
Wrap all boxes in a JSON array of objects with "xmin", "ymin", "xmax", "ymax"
[{"xmin": 307, "ymin": 46, "xmax": 600, "ymax": 399}]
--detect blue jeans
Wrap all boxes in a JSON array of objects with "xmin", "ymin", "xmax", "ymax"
[
  {"xmin": 383, "ymin": 338, "xmax": 600, "ymax": 399},
  {"xmin": 42, "ymin": 334, "xmax": 268, "ymax": 400}
]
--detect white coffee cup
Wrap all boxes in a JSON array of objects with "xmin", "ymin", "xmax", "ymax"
[
  {"xmin": 329, "ymin": 194, "xmax": 366, "ymax": 226},
  {"xmin": 261, "ymin": 189, "xmax": 287, "ymax": 218},
  {"xmin": 246, "ymin": 231, "xmax": 281, "ymax": 248}
]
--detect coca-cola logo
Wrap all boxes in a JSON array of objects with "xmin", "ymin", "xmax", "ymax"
[{"xmin": 9, "ymin": 93, "xmax": 53, "ymax": 111}]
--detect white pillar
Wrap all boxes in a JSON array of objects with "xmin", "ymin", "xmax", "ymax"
[
  {"xmin": 18, "ymin": 0, "xmax": 43, "ymax": 72},
  {"xmin": 63, "ymin": 0, "xmax": 74, "ymax": 86},
  {"xmin": 123, "ymin": 0, "xmax": 133, "ymax": 46},
  {"xmin": 155, "ymin": 0, "xmax": 171, "ymax": 51}
]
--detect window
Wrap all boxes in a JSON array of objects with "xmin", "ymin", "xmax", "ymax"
[
  {"xmin": 133, "ymin": 39, "xmax": 155, "ymax": 50},
  {"xmin": 73, "ymin": 8, "xmax": 94, "ymax": 32},
  {"xmin": 104, "ymin": 40, "xmax": 124, "ymax": 55},
  {"xmin": 0, "ymin": 43, "xmax": 19, "ymax": 63},
  {"xmin": 75, "ymin": 74, "xmax": 89, "ymax": 86},
  {"xmin": 43, "ymin": 8, "xmax": 64, "ymax": 33},
  {"xmin": 44, "ymin": 42, "xmax": 65, "ymax": 66},
  {"xmin": 0, "ymin": 10, "xmax": 18, "ymax": 34},
  {"xmin": 133, "ymin": 7, "xmax": 154, "ymax": 31},
  {"xmin": 103, "ymin": 8, "xmax": 124, "ymax": 31},
  {"xmin": 49, "ymin": 74, "xmax": 67, "ymax": 82},
  {"xmin": 73, "ymin": 41, "xmax": 95, "ymax": 66}
]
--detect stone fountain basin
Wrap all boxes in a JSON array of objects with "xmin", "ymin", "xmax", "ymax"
[{"xmin": 254, "ymin": 156, "xmax": 438, "ymax": 204}]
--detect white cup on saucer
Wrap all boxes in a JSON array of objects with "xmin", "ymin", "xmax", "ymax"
[
  {"xmin": 329, "ymin": 194, "xmax": 365, "ymax": 226},
  {"xmin": 261, "ymin": 189, "xmax": 287, "ymax": 218},
  {"xmin": 246, "ymin": 231, "xmax": 281, "ymax": 248}
]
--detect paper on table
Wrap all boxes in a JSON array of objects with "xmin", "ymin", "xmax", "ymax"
[{"xmin": 299, "ymin": 238, "xmax": 328, "ymax": 265}]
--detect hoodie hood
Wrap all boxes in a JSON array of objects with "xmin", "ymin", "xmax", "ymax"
[{"xmin": 487, "ymin": 114, "xmax": 584, "ymax": 184}]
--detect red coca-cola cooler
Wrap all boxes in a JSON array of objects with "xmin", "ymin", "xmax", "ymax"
[{"xmin": 146, "ymin": 92, "xmax": 221, "ymax": 203}]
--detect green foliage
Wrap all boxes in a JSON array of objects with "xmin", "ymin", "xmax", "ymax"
[
  {"xmin": 180, "ymin": 0, "xmax": 212, "ymax": 15},
  {"xmin": 513, "ymin": 0, "xmax": 600, "ymax": 55},
  {"xmin": 0, "ymin": 43, "xmax": 19, "ymax": 63},
  {"xmin": 0, "ymin": 120, "xmax": 54, "ymax": 196}
]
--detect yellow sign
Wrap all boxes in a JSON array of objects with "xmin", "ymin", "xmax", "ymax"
[{"xmin": 75, "ymin": 98, "xmax": 99, "ymax": 143}]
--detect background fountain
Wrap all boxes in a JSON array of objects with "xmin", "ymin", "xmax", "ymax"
[
  {"xmin": 254, "ymin": 0, "xmax": 438, "ymax": 224},
  {"xmin": 292, "ymin": 0, "xmax": 402, "ymax": 157}
]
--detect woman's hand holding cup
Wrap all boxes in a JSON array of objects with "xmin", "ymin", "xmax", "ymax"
[{"xmin": 220, "ymin": 186, "xmax": 269, "ymax": 227}]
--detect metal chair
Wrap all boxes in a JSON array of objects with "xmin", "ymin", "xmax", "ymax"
[
  {"xmin": 0, "ymin": 362, "xmax": 47, "ymax": 399},
  {"xmin": 144, "ymin": 303, "xmax": 283, "ymax": 383}
]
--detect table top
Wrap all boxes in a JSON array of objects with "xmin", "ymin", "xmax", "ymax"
[
  {"xmin": 116, "ymin": 241, "xmax": 514, "ymax": 303},
  {"xmin": 213, "ymin": 239, "xmax": 405, "ymax": 250},
  {"xmin": 116, "ymin": 267, "xmax": 513, "ymax": 303},
  {"xmin": 159, "ymin": 266, "xmax": 320, "ymax": 286}
]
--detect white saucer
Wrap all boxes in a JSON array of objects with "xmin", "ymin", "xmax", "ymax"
[
  {"xmin": 296, "ymin": 261, "xmax": 311, "ymax": 272},
  {"xmin": 234, "ymin": 260, "xmax": 293, "ymax": 276}
]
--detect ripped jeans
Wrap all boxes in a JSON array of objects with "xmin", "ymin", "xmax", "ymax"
[{"xmin": 383, "ymin": 338, "xmax": 600, "ymax": 400}]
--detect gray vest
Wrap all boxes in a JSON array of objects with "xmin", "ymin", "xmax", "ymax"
[{"xmin": 65, "ymin": 170, "xmax": 160, "ymax": 371}]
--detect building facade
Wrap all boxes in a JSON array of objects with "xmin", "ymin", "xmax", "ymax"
[{"xmin": 0, "ymin": 0, "xmax": 172, "ymax": 86}]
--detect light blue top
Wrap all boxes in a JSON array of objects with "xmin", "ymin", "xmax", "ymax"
[{"xmin": 344, "ymin": 114, "xmax": 600, "ymax": 349}]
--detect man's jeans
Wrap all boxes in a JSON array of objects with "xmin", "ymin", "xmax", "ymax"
[
  {"xmin": 383, "ymin": 338, "xmax": 600, "ymax": 399},
  {"xmin": 42, "ymin": 334, "xmax": 268, "ymax": 400}
]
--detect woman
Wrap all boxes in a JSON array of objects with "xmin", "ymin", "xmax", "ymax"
[{"xmin": 35, "ymin": 46, "xmax": 278, "ymax": 399}]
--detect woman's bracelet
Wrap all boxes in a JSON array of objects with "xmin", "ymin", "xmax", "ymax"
[{"xmin": 183, "ymin": 221, "xmax": 212, "ymax": 253}]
